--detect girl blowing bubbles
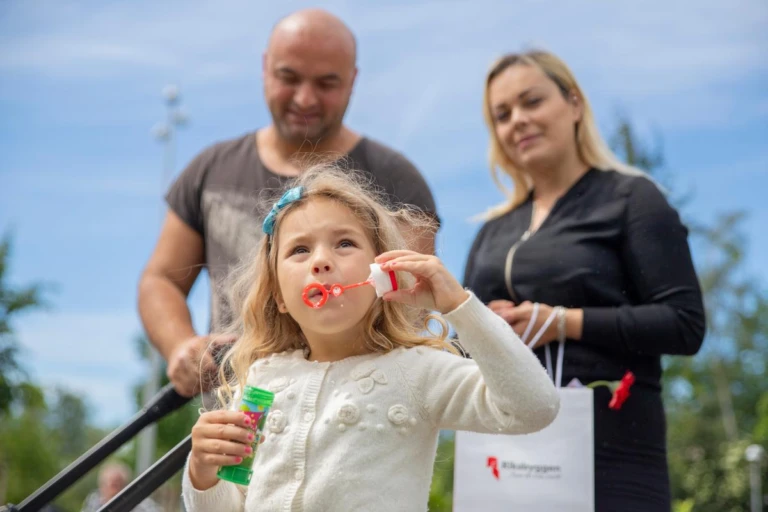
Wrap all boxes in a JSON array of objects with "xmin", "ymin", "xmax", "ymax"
[{"xmin": 182, "ymin": 166, "xmax": 559, "ymax": 512}]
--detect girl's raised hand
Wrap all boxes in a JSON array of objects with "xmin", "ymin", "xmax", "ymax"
[{"xmin": 375, "ymin": 250, "xmax": 469, "ymax": 314}]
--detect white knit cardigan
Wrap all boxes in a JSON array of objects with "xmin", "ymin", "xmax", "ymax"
[{"xmin": 182, "ymin": 292, "xmax": 560, "ymax": 512}]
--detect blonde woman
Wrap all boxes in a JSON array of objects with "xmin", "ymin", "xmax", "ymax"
[{"xmin": 462, "ymin": 50, "xmax": 706, "ymax": 510}]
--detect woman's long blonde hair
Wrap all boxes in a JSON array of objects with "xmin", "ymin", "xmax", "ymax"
[
  {"xmin": 481, "ymin": 50, "xmax": 649, "ymax": 220},
  {"xmin": 212, "ymin": 164, "xmax": 454, "ymax": 409}
]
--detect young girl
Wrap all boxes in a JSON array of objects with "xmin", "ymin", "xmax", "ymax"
[{"xmin": 182, "ymin": 166, "xmax": 559, "ymax": 511}]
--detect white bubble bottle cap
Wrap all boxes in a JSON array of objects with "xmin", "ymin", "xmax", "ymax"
[{"xmin": 368, "ymin": 263, "xmax": 398, "ymax": 298}]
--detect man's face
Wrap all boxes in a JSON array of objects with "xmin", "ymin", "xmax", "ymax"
[{"xmin": 263, "ymin": 33, "xmax": 357, "ymax": 145}]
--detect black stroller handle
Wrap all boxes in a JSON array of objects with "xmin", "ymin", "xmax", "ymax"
[{"xmin": 96, "ymin": 435, "xmax": 192, "ymax": 512}]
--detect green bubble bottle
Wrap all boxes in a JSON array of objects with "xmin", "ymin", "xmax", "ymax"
[{"xmin": 216, "ymin": 386, "xmax": 275, "ymax": 485}]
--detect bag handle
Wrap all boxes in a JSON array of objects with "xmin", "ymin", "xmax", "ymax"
[
  {"xmin": 545, "ymin": 341, "xmax": 565, "ymax": 389},
  {"xmin": 519, "ymin": 303, "xmax": 565, "ymax": 388}
]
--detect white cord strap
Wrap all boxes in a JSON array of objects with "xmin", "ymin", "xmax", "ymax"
[
  {"xmin": 546, "ymin": 341, "xmax": 565, "ymax": 388},
  {"xmin": 525, "ymin": 303, "xmax": 558, "ymax": 349},
  {"xmin": 520, "ymin": 303, "xmax": 539, "ymax": 345},
  {"xmin": 519, "ymin": 304, "xmax": 566, "ymax": 388}
]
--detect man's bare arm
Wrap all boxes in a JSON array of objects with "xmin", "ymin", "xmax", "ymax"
[
  {"xmin": 137, "ymin": 210, "xmax": 234, "ymax": 397},
  {"xmin": 138, "ymin": 210, "xmax": 204, "ymax": 360}
]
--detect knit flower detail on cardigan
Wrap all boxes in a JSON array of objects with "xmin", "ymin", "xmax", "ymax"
[
  {"xmin": 338, "ymin": 403, "xmax": 361, "ymax": 425},
  {"xmin": 268, "ymin": 410, "xmax": 287, "ymax": 433},
  {"xmin": 350, "ymin": 362, "xmax": 388, "ymax": 394},
  {"xmin": 387, "ymin": 405, "xmax": 409, "ymax": 425}
]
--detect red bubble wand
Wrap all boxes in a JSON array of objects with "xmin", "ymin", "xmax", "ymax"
[{"xmin": 302, "ymin": 263, "xmax": 398, "ymax": 309}]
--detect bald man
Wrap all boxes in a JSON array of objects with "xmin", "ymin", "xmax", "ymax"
[{"xmin": 138, "ymin": 9, "xmax": 439, "ymax": 397}]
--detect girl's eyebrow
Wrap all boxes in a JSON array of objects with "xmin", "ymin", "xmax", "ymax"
[
  {"xmin": 280, "ymin": 225, "xmax": 364, "ymax": 247},
  {"xmin": 329, "ymin": 226, "xmax": 365, "ymax": 238}
]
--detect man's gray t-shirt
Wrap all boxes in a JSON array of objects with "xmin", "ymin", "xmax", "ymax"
[{"xmin": 165, "ymin": 131, "xmax": 438, "ymax": 332}]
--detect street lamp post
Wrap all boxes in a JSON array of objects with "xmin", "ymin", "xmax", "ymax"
[
  {"xmin": 746, "ymin": 444, "xmax": 765, "ymax": 512},
  {"xmin": 136, "ymin": 85, "xmax": 188, "ymax": 476}
]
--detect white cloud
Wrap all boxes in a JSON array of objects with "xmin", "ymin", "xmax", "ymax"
[{"xmin": 3, "ymin": 0, "xmax": 765, "ymax": 94}]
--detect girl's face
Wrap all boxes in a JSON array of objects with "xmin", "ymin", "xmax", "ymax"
[
  {"xmin": 488, "ymin": 63, "xmax": 582, "ymax": 171},
  {"xmin": 274, "ymin": 197, "xmax": 378, "ymax": 344}
]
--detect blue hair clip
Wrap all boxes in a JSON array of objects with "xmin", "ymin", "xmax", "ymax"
[{"xmin": 262, "ymin": 186, "xmax": 305, "ymax": 235}]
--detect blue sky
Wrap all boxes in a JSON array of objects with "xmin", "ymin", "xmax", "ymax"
[{"xmin": 1, "ymin": 0, "xmax": 766, "ymax": 427}]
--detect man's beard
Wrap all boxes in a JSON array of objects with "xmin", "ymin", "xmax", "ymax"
[{"xmin": 274, "ymin": 110, "xmax": 344, "ymax": 146}]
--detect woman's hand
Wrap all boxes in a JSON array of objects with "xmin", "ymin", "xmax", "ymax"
[
  {"xmin": 375, "ymin": 250, "xmax": 469, "ymax": 314},
  {"xmin": 490, "ymin": 300, "xmax": 559, "ymax": 348},
  {"xmin": 189, "ymin": 410, "xmax": 255, "ymax": 490},
  {"xmin": 491, "ymin": 300, "xmax": 584, "ymax": 347}
]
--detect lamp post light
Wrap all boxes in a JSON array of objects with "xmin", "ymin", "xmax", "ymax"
[
  {"xmin": 137, "ymin": 85, "xmax": 189, "ymax": 475},
  {"xmin": 151, "ymin": 85, "xmax": 188, "ymax": 188}
]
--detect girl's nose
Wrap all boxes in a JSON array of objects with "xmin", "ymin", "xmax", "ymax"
[{"xmin": 313, "ymin": 264, "xmax": 331, "ymax": 274}]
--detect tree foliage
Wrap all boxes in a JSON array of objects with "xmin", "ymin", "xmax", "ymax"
[
  {"xmin": 0, "ymin": 232, "xmax": 48, "ymax": 415},
  {"xmin": 611, "ymin": 116, "xmax": 768, "ymax": 511}
]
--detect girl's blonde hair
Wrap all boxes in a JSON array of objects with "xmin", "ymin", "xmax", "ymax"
[
  {"xmin": 481, "ymin": 49, "xmax": 649, "ymax": 220},
  {"xmin": 212, "ymin": 164, "xmax": 454, "ymax": 409}
]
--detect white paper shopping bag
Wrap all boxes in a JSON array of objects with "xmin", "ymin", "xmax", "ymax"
[
  {"xmin": 454, "ymin": 387, "xmax": 594, "ymax": 511},
  {"xmin": 453, "ymin": 324, "xmax": 595, "ymax": 511}
]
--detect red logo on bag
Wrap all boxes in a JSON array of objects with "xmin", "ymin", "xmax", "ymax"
[{"xmin": 487, "ymin": 456, "xmax": 500, "ymax": 480}]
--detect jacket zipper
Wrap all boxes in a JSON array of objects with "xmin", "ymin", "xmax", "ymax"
[
  {"xmin": 503, "ymin": 175, "xmax": 583, "ymax": 304},
  {"xmin": 504, "ymin": 229, "xmax": 531, "ymax": 303}
]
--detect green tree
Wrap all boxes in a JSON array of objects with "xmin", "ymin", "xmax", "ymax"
[
  {"xmin": 662, "ymin": 218, "xmax": 768, "ymax": 510},
  {"xmin": 611, "ymin": 117, "xmax": 768, "ymax": 511},
  {"xmin": 428, "ymin": 435, "xmax": 455, "ymax": 511},
  {"xmin": 49, "ymin": 388, "xmax": 92, "ymax": 461},
  {"xmin": 0, "ymin": 232, "xmax": 112, "ymax": 511},
  {"xmin": 609, "ymin": 114, "xmax": 665, "ymax": 179},
  {"xmin": 0, "ymin": 387, "xmax": 59, "ymax": 505},
  {"xmin": 0, "ymin": 232, "xmax": 48, "ymax": 415},
  {"xmin": 0, "ymin": 386, "xmax": 106, "ymax": 511}
]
